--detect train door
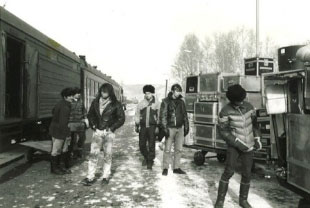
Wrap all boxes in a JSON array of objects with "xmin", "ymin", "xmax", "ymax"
[
  {"xmin": 5, "ymin": 36, "xmax": 25, "ymax": 119},
  {"xmin": 24, "ymin": 43, "xmax": 38, "ymax": 119}
]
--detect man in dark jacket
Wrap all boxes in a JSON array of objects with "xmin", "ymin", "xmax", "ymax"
[
  {"xmin": 82, "ymin": 83, "xmax": 125, "ymax": 186},
  {"xmin": 159, "ymin": 84, "xmax": 189, "ymax": 176},
  {"xmin": 68, "ymin": 87, "xmax": 88, "ymax": 160},
  {"xmin": 49, "ymin": 87, "xmax": 74, "ymax": 175},
  {"xmin": 214, "ymin": 84, "xmax": 262, "ymax": 208},
  {"xmin": 135, "ymin": 85, "xmax": 160, "ymax": 170}
]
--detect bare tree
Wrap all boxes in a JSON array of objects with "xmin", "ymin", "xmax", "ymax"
[{"xmin": 172, "ymin": 34, "xmax": 205, "ymax": 84}]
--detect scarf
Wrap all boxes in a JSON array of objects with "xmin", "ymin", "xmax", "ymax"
[{"xmin": 99, "ymin": 97, "xmax": 111, "ymax": 115}]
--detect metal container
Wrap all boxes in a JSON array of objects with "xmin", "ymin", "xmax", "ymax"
[
  {"xmin": 246, "ymin": 92, "xmax": 263, "ymax": 109},
  {"xmin": 194, "ymin": 102, "xmax": 218, "ymax": 124},
  {"xmin": 199, "ymin": 73, "xmax": 220, "ymax": 93},
  {"xmin": 264, "ymin": 84, "xmax": 287, "ymax": 114},
  {"xmin": 222, "ymin": 75, "xmax": 261, "ymax": 92},
  {"xmin": 194, "ymin": 124, "xmax": 216, "ymax": 148},
  {"xmin": 286, "ymin": 114, "xmax": 310, "ymax": 194},
  {"xmin": 185, "ymin": 93, "xmax": 198, "ymax": 113},
  {"xmin": 278, "ymin": 45, "xmax": 305, "ymax": 72},
  {"xmin": 215, "ymin": 126, "xmax": 227, "ymax": 149},
  {"xmin": 244, "ymin": 57, "xmax": 274, "ymax": 76}
]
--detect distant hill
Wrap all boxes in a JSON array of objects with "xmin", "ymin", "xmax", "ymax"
[{"xmin": 123, "ymin": 84, "xmax": 166, "ymax": 101}]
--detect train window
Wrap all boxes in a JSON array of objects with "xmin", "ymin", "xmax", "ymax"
[
  {"xmin": 90, "ymin": 80, "xmax": 94, "ymax": 96},
  {"xmin": 94, "ymin": 82, "xmax": 98, "ymax": 95},
  {"xmin": 87, "ymin": 78, "xmax": 91, "ymax": 96}
]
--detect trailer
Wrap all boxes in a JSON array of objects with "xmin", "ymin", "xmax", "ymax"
[{"xmin": 184, "ymin": 59, "xmax": 276, "ymax": 166}]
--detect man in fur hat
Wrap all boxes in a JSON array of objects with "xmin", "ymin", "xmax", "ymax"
[
  {"xmin": 214, "ymin": 84, "xmax": 262, "ymax": 208},
  {"xmin": 135, "ymin": 85, "xmax": 160, "ymax": 170}
]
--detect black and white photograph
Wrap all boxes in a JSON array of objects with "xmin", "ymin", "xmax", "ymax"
[{"xmin": 0, "ymin": 0, "xmax": 309, "ymax": 207}]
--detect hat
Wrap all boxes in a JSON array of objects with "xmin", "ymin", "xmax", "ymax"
[
  {"xmin": 143, "ymin": 85, "xmax": 155, "ymax": 94},
  {"xmin": 226, "ymin": 84, "xmax": 246, "ymax": 103}
]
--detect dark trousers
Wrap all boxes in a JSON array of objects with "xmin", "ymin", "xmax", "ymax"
[
  {"xmin": 221, "ymin": 146, "xmax": 253, "ymax": 184},
  {"xmin": 139, "ymin": 125, "xmax": 156, "ymax": 162},
  {"xmin": 68, "ymin": 131, "xmax": 86, "ymax": 154}
]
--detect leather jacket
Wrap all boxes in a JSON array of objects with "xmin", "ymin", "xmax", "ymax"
[
  {"xmin": 159, "ymin": 92, "xmax": 189, "ymax": 136},
  {"xmin": 87, "ymin": 98, "xmax": 125, "ymax": 132}
]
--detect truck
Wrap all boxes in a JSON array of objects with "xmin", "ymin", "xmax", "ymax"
[{"xmin": 262, "ymin": 45, "xmax": 310, "ymax": 207}]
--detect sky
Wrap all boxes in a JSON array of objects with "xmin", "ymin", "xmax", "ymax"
[{"xmin": 1, "ymin": 0, "xmax": 310, "ymax": 85}]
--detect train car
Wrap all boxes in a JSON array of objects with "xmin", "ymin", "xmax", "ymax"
[
  {"xmin": 80, "ymin": 56, "xmax": 124, "ymax": 111},
  {"xmin": 0, "ymin": 6, "xmax": 81, "ymax": 152},
  {"xmin": 0, "ymin": 7, "xmax": 123, "ymax": 154}
]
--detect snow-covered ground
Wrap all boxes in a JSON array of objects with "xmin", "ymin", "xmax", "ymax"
[{"xmin": 0, "ymin": 104, "xmax": 300, "ymax": 207}]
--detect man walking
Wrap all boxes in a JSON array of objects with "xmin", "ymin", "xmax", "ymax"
[
  {"xmin": 82, "ymin": 83, "xmax": 125, "ymax": 186},
  {"xmin": 160, "ymin": 84, "xmax": 189, "ymax": 176},
  {"xmin": 135, "ymin": 85, "xmax": 160, "ymax": 170},
  {"xmin": 214, "ymin": 84, "xmax": 262, "ymax": 208}
]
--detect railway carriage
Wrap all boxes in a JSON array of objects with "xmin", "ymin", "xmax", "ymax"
[{"xmin": 0, "ymin": 7, "xmax": 123, "ymax": 153}]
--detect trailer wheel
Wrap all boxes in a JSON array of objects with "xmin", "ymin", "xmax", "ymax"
[
  {"xmin": 202, "ymin": 151, "xmax": 208, "ymax": 156},
  {"xmin": 194, "ymin": 151, "xmax": 205, "ymax": 166},
  {"xmin": 217, "ymin": 153, "xmax": 226, "ymax": 163},
  {"xmin": 26, "ymin": 148, "xmax": 35, "ymax": 163}
]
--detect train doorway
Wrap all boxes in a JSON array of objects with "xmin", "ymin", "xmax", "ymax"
[{"xmin": 5, "ymin": 36, "xmax": 25, "ymax": 119}]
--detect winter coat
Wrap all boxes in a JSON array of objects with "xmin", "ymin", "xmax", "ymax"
[
  {"xmin": 69, "ymin": 99, "xmax": 87, "ymax": 123},
  {"xmin": 135, "ymin": 96, "xmax": 160, "ymax": 127},
  {"xmin": 49, "ymin": 99, "xmax": 71, "ymax": 140},
  {"xmin": 218, "ymin": 101, "xmax": 261, "ymax": 150},
  {"xmin": 159, "ymin": 92, "xmax": 189, "ymax": 136},
  {"xmin": 87, "ymin": 97, "xmax": 125, "ymax": 132}
]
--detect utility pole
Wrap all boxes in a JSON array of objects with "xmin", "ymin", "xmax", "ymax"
[{"xmin": 256, "ymin": 0, "xmax": 260, "ymax": 57}]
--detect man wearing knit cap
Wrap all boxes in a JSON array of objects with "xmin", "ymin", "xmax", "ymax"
[
  {"xmin": 214, "ymin": 84, "xmax": 262, "ymax": 208},
  {"xmin": 135, "ymin": 85, "xmax": 160, "ymax": 170}
]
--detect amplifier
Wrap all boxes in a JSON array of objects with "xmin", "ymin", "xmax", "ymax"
[
  {"xmin": 199, "ymin": 73, "xmax": 220, "ymax": 93},
  {"xmin": 194, "ymin": 102, "xmax": 218, "ymax": 124},
  {"xmin": 194, "ymin": 124, "xmax": 216, "ymax": 148},
  {"xmin": 222, "ymin": 75, "xmax": 261, "ymax": 92},
  {"xmin": 185, "ymin": 93, "xmax": 198, "ymax": 113},
  {"xmin": 185, "ymin": 76, "xmax": 199, "ymax": 93}
]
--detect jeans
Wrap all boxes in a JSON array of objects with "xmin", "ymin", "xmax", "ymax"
[
  {"xmin": 51, "ymin": 137, "xmax": 71, "ymax": 156},
  {"xmin": 221, "ymin": 146, "xmax": 253, "ymax": 184},
  {"xmin": 163, "ymin": 127, "xmax": 184, "ymax": 169},
  {"xmin": 87, "ymin": 130, "xmax": 115, "ymax": 180},
  {"xmin": 139, "ymin": 125, "xmax": 156, "ymax": 162}
]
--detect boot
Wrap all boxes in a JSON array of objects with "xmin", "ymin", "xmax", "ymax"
[
  {"xmin": 50, "ymin": 156, "xmax": 65, "ymax": 175},
  {"xmin": 147, "ymin": 160, "xmax": 153, "ymax": 170},
  {"xmin": 142, "ymin": 158, "xmax": 147, "ymax": 166},
  {"xmin": 214, "ymin": 180, "xmax": 228, "ymax": 208},
  {"xmin": 61, "ymin": 152, "xmax": 72, "ymax": 174},
  {"xmin": 239, "ymin": 183, "xmax": 252, "ymax": 208}
]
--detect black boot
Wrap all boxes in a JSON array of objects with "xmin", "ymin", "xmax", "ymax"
[
  {"xmin": 142, "ymin": 158, "xmax": 147, "ymax": 166},
  {"xmin": 214, "ymin": 180, "xmax": 228, "ymax": 208},
  {"xmin": 239, "ymin": 183, "xmax": 252, "ymax": 208},
  {"xmin": 50, "ymin": 156, "xmax": 65, "ymax": 175},
  {"xmin": 61, "ymin": 152, "xmax": 72, "ymax": 174},
  {"xmin": 147, "ymin": 160, "xmax": 153, "ymax": 170}
]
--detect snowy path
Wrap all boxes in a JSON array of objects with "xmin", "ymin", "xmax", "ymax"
[{"xmin": 0, "ymin": 104, "xmax": 300, "ymax": 207}]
